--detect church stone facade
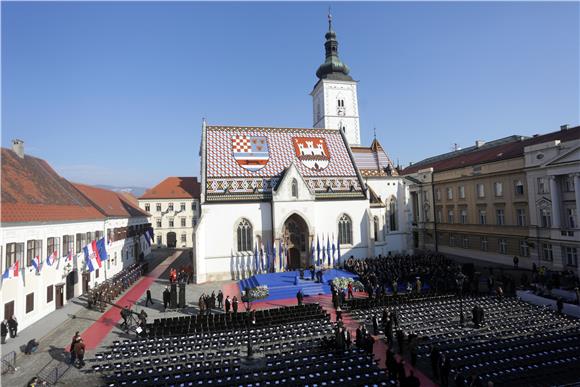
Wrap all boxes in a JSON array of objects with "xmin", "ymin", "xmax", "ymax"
[{"xmin": 194, "ymin": 17, "xmax": 411, "ymax": 283}]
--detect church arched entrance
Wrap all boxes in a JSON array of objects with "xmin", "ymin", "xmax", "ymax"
[{"xmin": 282, "ymin": 214, "xmax": 309, "ymax": 269}]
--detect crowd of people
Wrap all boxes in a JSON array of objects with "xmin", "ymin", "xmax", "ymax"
[
  {"xmin": 344, "ymin": 253, "xmax": 462, "ymax": 298},
  {"xmin": 1, "ymin": 315, "xmax": 18, "ymax": 344}
]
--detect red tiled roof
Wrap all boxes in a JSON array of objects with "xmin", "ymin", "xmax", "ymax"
[
  {"xmin": 139, "ymin": 177, "xmax": 200, "ymax": 200},
  {"xmin": 117, "ymin": 191, "xmax": 138, "ymax": 206},
  {"xmin": 1, "ymin": 148, "xmax": 105, "ymax": 223},
  {"xmin": 402, "ymin": 126, "xmax": 580, "ymax": 175},
  {"xmin": 73, "ymin": 183, "xmax": 150, "ymax": 218},
  {"xmin": 351, "ymin": 139, "xmax": 398, "ymax": 177}
]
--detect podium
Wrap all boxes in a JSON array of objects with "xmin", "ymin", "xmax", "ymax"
[
  {"xmin": 179, "ymin": 283, "xmax": 186, "ymax": 308},
  {"xmin": 170, "ymin": 283, "xmax": 177, "ymax": 309}
]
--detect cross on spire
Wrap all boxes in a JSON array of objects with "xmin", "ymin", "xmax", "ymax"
[{"xmin": 328, "ymin": 7, "xmax": 333, "ymax": 31}]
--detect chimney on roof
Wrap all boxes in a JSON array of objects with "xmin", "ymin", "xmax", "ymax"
[
  {"xmin": 560, "ymin": 124, "xmax": 569, "ymax": 131},
  {"xmin": 475, "ymin": 140, "xmax": 486, "ymax": 148},
  {"xmin": 11, "ymin": 139, "xmax": 24, "ymax": 158}
]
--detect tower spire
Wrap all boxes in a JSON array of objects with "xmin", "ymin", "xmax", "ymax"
[{"xmin": 315, "ymin": 11, "xmax": 352, "ymax": 81}]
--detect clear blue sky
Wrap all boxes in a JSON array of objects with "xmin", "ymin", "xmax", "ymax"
[{"xmin": 2, "ymin": 2, "xmax": 578, "ymax": 187}]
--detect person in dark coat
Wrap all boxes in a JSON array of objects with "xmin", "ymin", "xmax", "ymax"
[
  {"xmin": 372, "ymin": 314, "xmax": 379, "ymax": 335},
  {"xmin": 217, "ymin": 290, "xmax": 224, "ymax": 309},
  {"xmin": 145, "ymin": 289, "xmax": 153, "ymax": 306},
  {"xmin": 69, "ymin": 331, "xmax": 81, "ymax": 364},
  {"xmin": 310, "ymin": 266, "xmax": 315, "ymax": 281},
  {"xmin": 225, "ymin": 296, "xmax": 231, "ymax": 313},
  {"xmin": 384, "ymin": 317, "xmax": 393, "ymax": 346},
  {"xmin": 232, "ymin": 296, "xmax": 239, "ymax": 314},
  {"xmin": 8, "ymin": 316, "xmax": 17, "ymax": 338},
  {"xmin": 73, "ymin": 338, "xmax": 86, "ymax": 368},
  {"xmin": 296, "ymin": 289, "xmax": 304, "ymax": 306},
  {"xmin": 162, "ymin": 287, "xmax": 170, "ymax": 311},
  {"xmin": 1, "ymin": 319, "xmax": 8, "ymax": 344},
  {"xmin": 355, "ymin": 326, "xmax": 363, "ymax": 348},
  {"xmin": 557, "ymin": 298, "xmax": 564, "ymax": 314},
  {"xmin": 24, "ymin": 339, "xmax": 39, "ymax": 355},
  {"xmin": 430, "ymin": 345, "xmax": 440, "ymax": 380},
  {"xmin": 344, "ymin": 329, "xmax": 352, "ymax": 349},
  {"xmin": 396, "ymin": 329, "xmax": 405, "ymax": 354}
]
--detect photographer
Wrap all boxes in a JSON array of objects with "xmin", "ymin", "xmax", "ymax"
[{"xmin": 120, "ymin": 305, "xmax": 131, "ymax": 330}]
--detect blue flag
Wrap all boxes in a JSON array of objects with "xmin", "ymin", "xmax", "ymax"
[
  {"xmin": 327, "ymin": 236, "xmax": 331, "ymax": 266},
  {"xmin": 322, "ymin": 235, "xmax": 326, "ymax": 266},
  {"xmin": 332, "ymin": 235, "xmax": 336, "ymax": 267},
  {"xmin": 279, "ymin": 239, "xmax": 283, "ymax": 271},
  {"xmin": 272, "ymin": 241, "xmax": 277, "ymax": 272},
  {"xmin": 337, "ymin": 237, "xmax": 341, "ymax": 266},
  {"xmin": 311, "ymin": 239, "xmax": 315, "ymax": 267},
  {"xmin": 316, "ymin": 236, "xmax": 321, "ymax": 266},
  {"xmin": 96, "ymin": 238, "xmax": 109, "ymax": 261},
  {"xmin": 254, "ymin": 244, "xmax": 258, "ymax": 272}
]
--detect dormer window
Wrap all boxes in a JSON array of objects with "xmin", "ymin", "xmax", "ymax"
[{"xmin": 291, "ymin": 179, "xmax": 298, "ymax": 198}]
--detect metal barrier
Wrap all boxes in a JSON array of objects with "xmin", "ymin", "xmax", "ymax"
[{"xmin": 1, "ymin": 350, "xmax": 16, "ymax": 375}]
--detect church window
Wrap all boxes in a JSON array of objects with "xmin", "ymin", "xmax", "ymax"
[
  {"xmin": 236, "ymin": 219, "xmax": 253, "ymax": 252},
  {"xmin": 373, "ymin": 216, "xmax": 379, "ymax": 242},
  {"xmin": 338, "ymin": 214, "xmax": 353, "ymax": 245},
  {"xmin": 389, "ymin": 198, "xmax": 398, "ymax": 231},
  {"xmin": 291, "ymin": 179, "xmax": 298, "ymax": 198}
]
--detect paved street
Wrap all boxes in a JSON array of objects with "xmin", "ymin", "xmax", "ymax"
[{"xmin": 0, "ymin": 248, "xmax": 227, "ymax": 387}]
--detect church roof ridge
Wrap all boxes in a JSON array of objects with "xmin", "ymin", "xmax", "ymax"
[{"xmin": 206, "ymin": 125, "xmax": 340, "ymax": 133}]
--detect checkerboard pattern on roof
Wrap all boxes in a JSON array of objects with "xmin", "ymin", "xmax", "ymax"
[{"xmin": 206, "ymin": 127, "xmax": 357, "ymax": 178}]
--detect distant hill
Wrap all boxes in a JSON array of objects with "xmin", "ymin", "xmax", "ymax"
[{"xmin": 94, "ymin": 184, "xmax": 148, "ymax": 197}]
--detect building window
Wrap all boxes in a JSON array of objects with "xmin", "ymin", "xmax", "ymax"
[
  {"xmin": 478, "ymin": 209, "xmax": 487, "ymax": 225},
  {"xmin": 460, "ymin": 209, "xmax": 468, "ymax": 224},
  {"xmin": 168, "ymin": 203, "xmax": 174, "ymax": 211},
  {"xmin": 86, "ymin": 232, "xmax": 93, "ymax": 243},
  {"xmin": 498, "ymin": 239, "xmax": 508, "ymax": 254},
  {"xmin": 180, "ymin": 202, "xmax": 186, "ymax": 211},
  {"xmin": 515, "ymin": 180, "xmax": 524, "ymax": 195},
  {"xmin": 458, "ymin": 186, "xmax": 465, "ymax": 199},
  {"xmin": 62, "ymin": 235, "xmax": 74, "ymax": 258},
  {"xmin": 436, "ymin": 208, "xmax": 442, "ymax": 223},
  {"xmin": 494, "ymin": 182, "xmax": 503, "ymax": 197},
  {"xmin": 192, "ymin": 202, "xmax": 197, "ymax": 211},
  {"xmin": 449, "ymin": 234, "xmax": 456, "ymax": 247},
  {"xmin": 236, "ymin": 219, "xmax": 253, "ymax": 251},
  {"xmin": 95, "ymin": 231, "xmax": 103, "ymax": 240},
  {"xmin": 435, "ymin": 189, "xmax": 441, "ymax": 201},
  {"xmin": 156, "ymin": 203, "xmax": 161, "ymax": 212},
  {"xmin": 447, "ymin": 187, "xmax": 453, "ymax": 200},
  {"xmin": 564, "ymin": 247, "xmax": 578, "ymax": 267},
  {"xmin": 388, "ymin": 199, "xmax": 398, "ymax": 231},
  {"xmin": 338, "ymin": 214, "xmax": 353, "ymax": 245},
  {"xmin": 540, "ymin": 208, "xmax": 552, "ymax": 228},
  {"xmin": 291, "ymin": 179, "xmax": 298, "ymax": 198},
  {"xmin": 27, "ymin": 240, "xmax": 42, "ymax": 267},
  {"xmin": 6, "ymin": 242, "xmax": 24, "ymax": 270},
  {"xmin": 564, "ymin": 175, "xmax": 575, "ymax": 192},
  {"xmin": 496, "ymin": 208, "xmax": 505, "ymax": 225},
  {"xmin": 542, "ymin": 243, "xmax": 553, "ymax": 261},
  {"xmin": 516, "ymin": 209, "xmax": 526, "ymax": 226},
  {"xmin": 169, "ymin": 218, "xmax": 174, "ymax": 228},
  {"xmin": 156, "ymin": 235, "xmax": 162, "ymax": 245},
  {"xmin": 447, "ymin": 209, "xmax": 454, "ymax": 224},
  {"xmin": 480, "ymin": 237, "xmax": 488, "ymax": 251},
  {"xmin": 566, "ymin": 208, "xmax": 576, "ymax": 229},
  {"xmin": 519, "ymin": 240, "xmax": 529, "ymax": 257},
  {"xmin": 95, "ymin": 269, "xmax": 99, "ymax": 278},
  {"xmin": 180, "ymin": 218, "xmax": 186, "ymax": 227},
  {"xmin": 462, "ymin": 236, "xmax": 469, "ymax": 249},
  {"xmin": 26, "ymin": 293, "xmax": 34, "ymax": 313},
  {"xmin": 47, "ymin": 237, "xmax": 60, "ymax": 258},
  {"xmin": 145, "ymin": 203, "xmax": 150, "ymax": 212},
  {"xmin": 156, "ymin": 218, "xmax": 162, "ymax": 228},
  {"xmin": 181, "ymin": 233, "xmax": 187, "ymax": 243},
  {"xmin": 373, "ymin": 216, "xmax": 379, "ymax": 241},
  {"xmin": 476, "ymin": 183, "xmax": 485, "ymax": 198},
  {"xmin": 537, "ymin": 177, "xmax": 549, "ymax": 194},
  {"xmin": 47, "ymin": 285, "xmax": 53, "ymax": 303}
]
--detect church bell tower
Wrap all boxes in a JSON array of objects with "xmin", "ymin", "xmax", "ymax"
[{"xmin": 311, "ymin": 12, "xmax": 361, "ymax": 146}]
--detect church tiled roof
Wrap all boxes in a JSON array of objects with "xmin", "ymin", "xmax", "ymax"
[
  {"xmin": 204, "ymin": 126, "xmax": 365, "ymax": 201},
  {"xmin": 351, "ymin": 139, "xmax": 398, "ymax": 177}
]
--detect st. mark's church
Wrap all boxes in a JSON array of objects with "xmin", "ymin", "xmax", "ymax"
[{"xmin": 195, "ymin": 16, "xmax": 411, "ymax": 283}]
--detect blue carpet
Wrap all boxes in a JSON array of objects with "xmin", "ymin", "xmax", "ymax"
[{"xmin": 238, "ymin": 269, "xmax": 358, "ymax": 301}]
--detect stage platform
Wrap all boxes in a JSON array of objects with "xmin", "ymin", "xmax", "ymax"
[{"xmin": 238, "ymin": 269, "xmax": 358, "ymax": 301}]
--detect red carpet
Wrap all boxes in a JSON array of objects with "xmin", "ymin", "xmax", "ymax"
[{"xmin": 75, "ymin": 251, "xmax": 182, "ymax": 350}]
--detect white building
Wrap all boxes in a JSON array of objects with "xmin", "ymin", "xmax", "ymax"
[
  {"xmin": 138, "ymin": 177, "xmax": 200, "ymax": 249},
  {"xmin": 0, "ymin": 141, "xmax": 152, "ymax": 330},
  {"xmin": 524, "ymin": 126, "xmax": 580, "ymax": 275},
  {"xmin": 194, "ymin": 17, "xmax": 411, "ymax": 283}
]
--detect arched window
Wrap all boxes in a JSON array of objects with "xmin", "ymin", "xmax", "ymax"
[
  {"xmin": 291, "ymin": 178, "xmax": 298, "ymax": 198},
  {"xmin": 389, "ymin": 198, "xmax": 398, "ymax": 231},
  {"xmin": 373, "ymin": 216, "xmax": 379, "ymax": 241},
  {"xmin": 338, "ymin": 214, "xmax": 353, "ymax": 245},
  {"xmin": 236, "ymin": 219, "xmax": 253, "ymax": 252}
]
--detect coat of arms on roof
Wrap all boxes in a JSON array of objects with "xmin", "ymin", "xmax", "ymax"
[
  {"xmin": 292, "ymin": 137, "xmax": 330, "ymax": 171},
  {"xmin": 231, "ymin": 135, "xmax": 269, "ymax": 172}
]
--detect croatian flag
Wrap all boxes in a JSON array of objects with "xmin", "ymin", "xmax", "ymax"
[
  {"xmin": 144, "ymin": 232, "xmax": 151, "ymax": 247},
  {"xmin": 66, "ymin": 250, "xmax": 73, "ymax": 262},
  {"xmin": 96, "ymin": 238, "xmax": 109, "ymax": 261},
  {"xmin": 316, "ymin": 235, "xmax": 321, "ymax": 266},
  {"xmin": 322, "ymin": 235, "xmax": 326, "ymax": 266},
  {"xmin": 278, "ymin": 239, "xmax": 283, "ymax": 271},
  {"xmin": 83, "ymin": 242, "xmax": 101, "ymax": 272},
  {"xmin": 326, "ymin": 236, "xmax": 331, "ymax": 266},
  {"xmin": 32, "ymin": 256, "xmax": 42, "ymax": 273},
  {"xmin": 148, "ymin": 227, "xmax": 154, "ymax": 241},
  {"xmin": 91, "ymin": 240, "xmax": 103, "ymax": 267},
  {"xmin": 46, "ymin": 251, "xmax": 57, "ymax": 266},
  {"xmin": 332, "ymin": 234, "xmax": 336, "ymax": 267},
  {"xmin": 272, "ymin": 242, "xmax": 277, "ymax": 272},
  {"xmin": 311, "ymin": 239, "xmax": 316, "ymax": 267},
  {"xmin": 260, "ymin": 243, "xmax": 265, "ymax": 272},
  {"xmin": 2, "ymin": 260, "xmax": 19, "ymax": 280}
]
